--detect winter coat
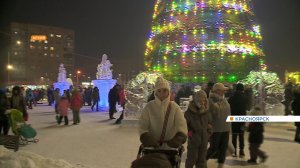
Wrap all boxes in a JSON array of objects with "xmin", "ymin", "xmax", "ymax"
[
  {"xmin": 25, "ymin": 89, "xmax": 34, "ymax": 101},
  {"xmin": 0, "ymin": 93, "xmax": 9, "ymax": 121},
  {"xmin": 119, "ymin": 89, "xmax": 125, "ymax": 107},
  {"xmin": 208, "ymin": 92, "xmax": 231, "ymax": 133},
  {"xmin": 228, "ymin": 91, "xmax": 248, "ymax": 133},
  {"xmin": 70, "ymin": 92, "xmax": 83, "ymax": 111},
  {"xmin": 92, "ymin": 88, "xmax": 100, "ymax": 101},
  {"xmin": 139, "ymin": 96, "xmax": 188, "ymax": 145},
  {"xmin": 292, "ymin": 93, "xmax": 300, "ymax": 127},
  {"xmin": 185, "ymin": 101, "xmax": 211, "ymax": 145},
  {"xmin": 54, "ymin": 90, "xmax": 61, "ymax": 104},
  {"xmin": 58, "ymin": 99, "xmax": 69, "ymax": 116},
  {"xmin": 10, "ymin": 95, "xmax": 28, "ymax": 121},
  {"xmin": 108, "ymin": 87, "xmax": 119, "ymax": 104},
  {"xmin": 248, "ymin": 122, "xmax": 264, "ymax": 144}
]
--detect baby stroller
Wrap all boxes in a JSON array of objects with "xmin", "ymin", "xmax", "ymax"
[
  {"xmin": 8, "ymin": 109, "xmax": 39, "ymax": 144},
  {"xmin": 135, "ymin": 144, "xmax": 184, "ymax": 168}
]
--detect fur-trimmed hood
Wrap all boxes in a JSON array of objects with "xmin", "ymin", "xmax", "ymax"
[{"xmin": 188, "ymin": 101, "xmax": 208, "ymax": 115}]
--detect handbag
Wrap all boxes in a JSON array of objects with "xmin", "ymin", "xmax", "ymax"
[{"xmin": 18, "ymin": 124, "xmax": 37, "ymax": 139}]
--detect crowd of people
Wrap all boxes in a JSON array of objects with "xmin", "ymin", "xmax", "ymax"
[
  {"xmin": 1, "ymin": 77, "xmax": 300, "ymax": 168},
  {"xmin": 135, "ymin": 77, "xmax": 300, "ymax": 168},
  {"xmin": 0, "ymin": 83, "xmax": 125, "ymax": 135}
]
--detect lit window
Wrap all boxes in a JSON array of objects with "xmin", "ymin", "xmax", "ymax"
[
  {"xmin": 30, "ymin": 39, "xmax": 36, "ymax": 42},
  {"xmin": 44, "ymin": 53, "xmax": 48, "ymax": 56},
  {"xmin": 44, "ymin": 40, "xmax": 48, "ymax": 44},
  {"xmin": 56, "ymin": 35, "xmax": 62, "ymax": 38},
  {"xmin": 50, "ymin": 34, "xmax": 54, "ymax": 37},
  {"xmin": 14, "ymin": 31, "xmax": 18, "ymax": 34},
  {"xmin": 50, "ymin": 47, "xmax": 54, "ymax": 50},
  {"xmin": 44, "ymin": 47, "xmax": 48, "ymax": 50},
  {"xmin": 30, "ymin": 45, "xmax": 35, "ymax": 49},
  {"xmin": 14, "ymin": 52, "xmax": 18, "ymax": 55}
]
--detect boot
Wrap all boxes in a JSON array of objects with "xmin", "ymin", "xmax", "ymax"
[
  {"xmin": 64, "ymin": 116, "xmax": 69, "ymax": 125},
  {"xmin": 232, "ymin": 149, "xmax": 237, "ymax": 157},
  {"xmin": 239, "ymin": 149, "xmax": 245, "ymax": 157},
  {"xmin": 57, "ymin": 116, "xmax": 63, "ymax": 125}
]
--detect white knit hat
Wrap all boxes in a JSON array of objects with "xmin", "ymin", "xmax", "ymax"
[{"xmin": 154, "ymin": 77, "xmax": 170, "ymax": 91}]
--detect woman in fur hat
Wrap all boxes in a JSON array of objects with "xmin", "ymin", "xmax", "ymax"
[
  {"xmin": 138, "ymin": 76, "xmax": 187, "ymax": 148},
  {"xmin": 185, "ymin": 90, "xmax": 212, "ymax": 168}
]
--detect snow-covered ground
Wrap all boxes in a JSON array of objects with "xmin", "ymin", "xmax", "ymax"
[{"xmin": 1, "ymin": 103, "xmax": 300, "ymax": 168}]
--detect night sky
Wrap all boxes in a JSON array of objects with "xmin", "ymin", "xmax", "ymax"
[{"xmin": 1, "ymin": 0, "xmax": 300, "ymax": 83}]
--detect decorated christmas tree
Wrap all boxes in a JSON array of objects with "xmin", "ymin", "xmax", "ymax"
[{"xmin": 145, "ymin": 0, "xmax": 265, "ymax": 83}]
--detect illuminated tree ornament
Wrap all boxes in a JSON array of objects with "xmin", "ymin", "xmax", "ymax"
[{"xmin": 145, "ymin": 0, "xmax": 265, "ymax": 83}]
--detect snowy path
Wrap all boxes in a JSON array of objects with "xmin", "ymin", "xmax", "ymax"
[{"xmin": 9, "ymin": 104, "xmax": 300, "ymax": 168}]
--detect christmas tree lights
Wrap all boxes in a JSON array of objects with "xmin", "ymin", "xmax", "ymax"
[{"xmin": 145, "ymin": 0, "xmax": 265, "ymax": 83}]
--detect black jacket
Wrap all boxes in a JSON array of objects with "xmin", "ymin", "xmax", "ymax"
[
  {"xmin": 248, "ymin": 122, "xmax": 264, "ymax": 144},
  {"xmin": 292, "ymin": 92, "xmax": 300, "ymax": 127},
  {"xmin": 228, "ymin": 91, "xmax": 248, "ymax": 133}
]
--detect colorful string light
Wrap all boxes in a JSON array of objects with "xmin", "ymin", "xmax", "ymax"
[{"xmin": 145, "ymin": 0, "xmax": 265, "ymax": 83}]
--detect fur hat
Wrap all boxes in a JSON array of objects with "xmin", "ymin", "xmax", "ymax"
[
  {"xmin": 154, "ymin": 77, "xmax": 170, "ymax": 91},
  {"xmin": 212, "ymin": 83, "xmax": 228, "ymax": 91},
  {"xmin": 192, "ymin": 90, "xmax": 208, "ymax": 109}
]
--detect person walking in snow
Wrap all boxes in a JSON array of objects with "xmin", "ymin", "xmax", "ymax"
[
  {"xmin": 138, "ymin": 76, "xmax": 187, "ymax": 149},
  {"xmin": 0, "ymin": 89, "xmax": 10, "ymax": 135},
  {"xmin": 292, "ymin": 86, "xmax": 300, "ymax": 143},
  {"xmin": 206, "ymin": 83, "xmax": 231, "ymax": 168},
  {"xmin": 185, "ymin": 90, "xmax": 212, "ymax": 168},
  {"xmin": 57, "ymin": 96, "xmax": 70, "ymax": 125},
  {"xmin": 54, "ymin": 88, "xmax": 61, "ymax": 120},
  {"xmin": 91, "ymin": 87, "xmax": 100, "ymax": 111},
  {"xmin": 108, "ymin": 84, "xmax": 120, "ymax": 119},
  {"xmin": 25, "ymin": 88, "xmax": 34, "ymax": 109},
  {"xmin": 70, "ymin": 89, "xmax": 83, "ymax": 125},
  {"xmin": 10, "ymin": 86, "xmax": 28, "ymax": 121},
  {"xmin": 228, "ymin": 83, "xmax": 248, "ymax": 157},
  {"xmin": 247, "ymin": 107, "xmax": 268, "ymax": 164}
]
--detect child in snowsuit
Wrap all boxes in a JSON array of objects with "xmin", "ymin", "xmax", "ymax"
[
  {"xmin": 185, "ymin": 90, "xmax": 212, "ymax": 168},
  {"xmin": 247, "ymin": 107, "xmax": 268, "ymax": 164},
  {"xmin": 58, "ymin": 96, "xmax": 69, "ymax": 125},
  {"xmin": 70, "ymin": 89, "xmax": 83, "ymax": 125}
]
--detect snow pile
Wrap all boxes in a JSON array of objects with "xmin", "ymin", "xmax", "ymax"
[{"xmin": 0, "ymin": 146, "xmax": 83, "ymax": 168}]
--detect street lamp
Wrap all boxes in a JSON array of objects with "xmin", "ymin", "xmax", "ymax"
[
  {"xmin": 76, "ymin": 70, "xmax": 81, "ymax": 86},
  {"xmin": 7, "ymin": 64, "xmax": 13, "ymax": 86}
]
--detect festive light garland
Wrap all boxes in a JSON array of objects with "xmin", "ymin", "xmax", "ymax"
[
  {"xmin": 240, "ymin": 71, "xmax": 284, "ymax": 108},
  {"xmin": 145, "ymin": 0, "xmax": 265, "ymax": 83},
  {"xmin": 124, "ymin": 72, "xmax": 163, "ymax": 118}
]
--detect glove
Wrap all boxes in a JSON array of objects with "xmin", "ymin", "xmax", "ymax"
[
  {"xmin": 167, "ymin": 132, "xmax": 187, "ymax": 148},
  {"xmin": 140, "ymin": 132, "xmax": 159, "ymax": 147}
]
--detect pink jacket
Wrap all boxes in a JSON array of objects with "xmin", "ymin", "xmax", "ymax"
[{"xmin": 58, "ymin": 99, "xmax": 69, "ymax": 116}]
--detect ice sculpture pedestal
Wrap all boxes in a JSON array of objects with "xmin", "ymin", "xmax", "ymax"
[
  {"xmin": 92, "ymin": 79, "xmax": 116, "ymax": 111},
  {"xmin": 54, "ymin": 82, "xmax": 71, "ymax": 96}
]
